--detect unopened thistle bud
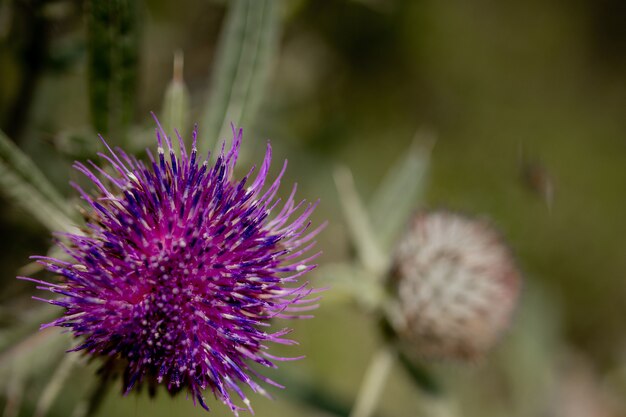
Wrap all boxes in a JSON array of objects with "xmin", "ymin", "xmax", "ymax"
[{"xmin": 388, "ymin": 211, "xmax": 521, "ymax": 360}]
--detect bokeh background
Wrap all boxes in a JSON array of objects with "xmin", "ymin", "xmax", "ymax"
[{"xmin": 1, "ymin": 0, "xmax": 626, "ymax": 416}]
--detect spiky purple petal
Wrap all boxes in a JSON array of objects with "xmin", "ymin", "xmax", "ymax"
[{"xmin": 22, "ymin": 122, "xmax": 323, "ymax": 414}]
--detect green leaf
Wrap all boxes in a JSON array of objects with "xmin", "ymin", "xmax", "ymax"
[
  {"xmin": 334, "ymin": 166, "xmax": 387, "ymax": 276},
  {"xmin": 496, "ymin": 281, "xmax": 561, "ymax": 417},
  {"xmin": 313, "ymin": 262, "xmax": 383, "ymax": 309},
  {"xmin": 0, "ymin": 130, "xmax": 76, "ymax": 232},
  {"xmin": 0, "ymin": 304, "xmax": 59, "ymax": 354},
  {"xmin": 369, "ymin": 129, "xmax": 435, "ymax": 250},
  {"xmin": 0, "ymin": 329, "xmax": 71, "ymax": 384},
  {"xmin": 34, "ymin": 353, "xmax": 79, "ymax": 417},
  {"xmin": 72, "ymin": 378, "xmax": 112, "ymax": 417},
  {"xmin": 200, "ymin": 0, "xmax": 280, "ymax": 152},
  {"xmin": 0, "ymin": 160, "xmax": 76, "ymax": 232},
  {"xmin": 0, "ymin": 130, "xmax": 73, "ymax": 216}
]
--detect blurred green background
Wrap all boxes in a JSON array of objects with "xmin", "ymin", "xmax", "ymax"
[{"xmin": 1, "ymin": 0, "xmax": 626, "ymax": 416}]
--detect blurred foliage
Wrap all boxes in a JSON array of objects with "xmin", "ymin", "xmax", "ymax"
[
  {"xmin": 86, "ymin": 0, "xmax": 140, "ymax": 139},
  {"xmin": 1, "ymin": 0, "xmax": 626, "ymax": 416}
]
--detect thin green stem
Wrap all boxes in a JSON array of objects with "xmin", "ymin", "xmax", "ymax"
[{"xmin": 349, "ymin": 345, "xmax": 396, "ymax": 417}]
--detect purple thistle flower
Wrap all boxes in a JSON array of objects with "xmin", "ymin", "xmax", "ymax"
[{"xmin": 20, "ymin": 120, "xmax": 324, "ymax": 414}]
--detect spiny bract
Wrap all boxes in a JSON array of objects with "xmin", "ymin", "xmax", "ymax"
[{"xmin": 22, "ymin": 121, "xmax": 323, "ymax": 414}]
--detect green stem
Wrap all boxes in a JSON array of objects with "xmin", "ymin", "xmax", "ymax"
[
  {"xmin": 378, "ymin": 316, "xmax": 442, "ymax": 395},
  {"xmin": 396, "ymin": 350, "xmax": 441, "ymax": 396},
  {"xmin": 277, "ymin": 370, "xmax": 389, "ymax": 417},
  {"xmin": 349, "ymin": 345, "xmax": 396, "ymax": 417}
]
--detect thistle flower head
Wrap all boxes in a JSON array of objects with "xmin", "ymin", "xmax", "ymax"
[
  {"xmin": 389, "ymin": 211, "xmax": 520, "ymax": 360},
  {"xmin": 22, "ymin": 121, "xmax": 323, "ymax": 414}
]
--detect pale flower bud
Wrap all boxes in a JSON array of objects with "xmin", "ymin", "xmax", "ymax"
[{"xmin": 389, "ymin": 211, "xmax": 521, "ymax": 360}]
